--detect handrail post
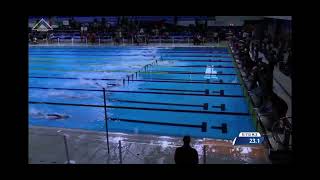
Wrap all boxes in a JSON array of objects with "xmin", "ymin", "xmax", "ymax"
[
  {"xmin": 58, "ymin": 38, "xmax": 60, "ymax": 45},
  {"xmin": 72, "ymin": 38, "xmax": 74, "ymax": 46},
  {"xmin": 103, "ymin": 88, "xmax": 110, "ymax": 154},
  {"xmin": 203, "ymin": 145, "xmax": 207, "ymax": 164},
  {"xmin": 63, "ymin": 135, "xmax": 70, "ymax": 164},
  {"xmin": 119, "ymin": 140, "xmax": 122, "ymax": 164},
  {"xmin": 256, "ymin": 114, "xmax": 259, "ymax": 130},
  {"xmin": 99, "ymin": 38, "xmax": 100, "ymax": 45}
]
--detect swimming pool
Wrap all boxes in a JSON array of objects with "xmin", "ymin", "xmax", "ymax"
[{"xmin": 29, "ymin": 46, "xmax": 255, "ymax": 140}]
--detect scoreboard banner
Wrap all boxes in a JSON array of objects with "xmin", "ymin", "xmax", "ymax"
[{"xmin": 233, "ymin": 132, "xmax": 265, "ymax": 146}]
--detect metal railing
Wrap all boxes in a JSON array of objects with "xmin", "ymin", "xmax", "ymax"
[
  {"xmin": 29, "ymin": 129, "xmax": 212, "ymax": 164},
  {"xmin": 30, "ymin": 36, "xmax": 220, "ymax": 47},
  {"xmin": 29, "ymin": 126, "xmax": 270, "ymax": 164}
]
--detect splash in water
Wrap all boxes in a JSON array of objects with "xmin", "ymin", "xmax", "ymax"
[
  {"xmin": 134, "ymin": 127, "xmax": 139, "ymax": 134},
  {"xmin": 160, "ymin": 60, "xmax": 174, "ymax": 65},
  {"xmin": 47, "ymin": 89, "xmax": 91, "ymax": 99},
  {"xmin": 231, "ymin": 77, "xmax": 238, "ymax": 83}
]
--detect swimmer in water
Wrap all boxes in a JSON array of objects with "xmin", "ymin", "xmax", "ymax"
[
  {"xmin": 46, "ymin": 114, "xmax": 70, "ymax": 120},
  {"xmin": 30, "ymin": 112, "xmax": 70, "ymax": 120},
  {"xmin": 107, "ymin": 83, "xmax": 121, "ymax": 87},
  {"xmin": 61, "ymin": 94, "xmax": 88, "ymax": 99}
]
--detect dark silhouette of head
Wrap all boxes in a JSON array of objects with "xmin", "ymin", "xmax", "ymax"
[{"xmin": 183, "ymin": 136, "xmax": 191, "ymax": 146}]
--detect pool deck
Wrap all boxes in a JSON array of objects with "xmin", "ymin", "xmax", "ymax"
[
  {"xmin": 28, "ymin": 42, "xmax": 271, "ymax": 164},
  {"xmin": 29, "ymin": 126, "xmax": 270, "ymax": 164}
]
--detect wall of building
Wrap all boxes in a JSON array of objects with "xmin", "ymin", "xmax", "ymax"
[
  {"xmin": 264, "ymin": 16, "xmax": 292, "ymax": 20},
  {"xmin": 208, "ymin": 16, "xmax": 264, "ymax": 26}
]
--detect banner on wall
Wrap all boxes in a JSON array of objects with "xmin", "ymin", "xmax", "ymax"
[
  {"xmin": 177, "ymin": 20, "xmax": 195, "ymax": 26},
  {"xmin": 264, "ymin": 16, "xmax": 291, "ymax": 20},
  {"xmin": 208, "ymin": 20, "xmax": 243, "ymax": 26},
  {"xmin": 32, "ymin": 18, "xmax": 53, "ymax": 32},
  {"xmin": 63, "ymin": 20, "xmax": 69, "ymax": 26}
]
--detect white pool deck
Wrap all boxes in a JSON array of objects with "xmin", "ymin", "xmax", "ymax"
[{"xmin": 29, "ymin": 126, "xmax": 270, "ymax": 164}]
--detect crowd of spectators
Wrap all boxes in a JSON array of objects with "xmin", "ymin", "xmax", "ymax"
[
  {"xmin": 230, "ymin": 27, "xmax": 291, "ymax": 129},
  {"xmin": 28, "ymin": 17, "xmax": 229, "ymax": 45}
]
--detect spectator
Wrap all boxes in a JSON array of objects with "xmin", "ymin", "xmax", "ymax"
[
  {"xmin": 106, "ymin": 23, "xmax": 111, "ymax": 33},
  {"xmin": 28, "ymin": 33, "xmax": 32, "ymax": 42},
  {"xmin": 79, "ymin": 31, "xmax": 83, "ymax": 43},
  {"xmin": 91, "ymin": 32, "xmax": 96, "ymax": 43},
  {"xmin": 193, "ymin": 33, "xmax": 202, "ymax": 45},
  {"xmin": 145, "ymin": 32, "xmax": 149, "ymax": 44},
  {"xmin": 242, "ymin": 30, "xmax": 248, "ymax": 39},
  {"xmin": 248, "ymin": 66, "xmax": 259, "ymax": 90},
  {"xmin": 155, "ymin": 26, "xmax": 159, "ymax": 37},
  {"xmin": 114, "ymin": 31, "xmax": 121, "ymax": 45},
  {"xmin": 269, "ymin": 92, "xmax": 288, "ymax": 129},
  {"xmin": 119, "ymin": 30, "xmax": 122, "ymax": 40},
  {"xmin": 33, "ymin": 36, "xmax": 38, "ymax": 44},
  {"xmin": 213, "ymin": 31, "xmax": 218, "ymax": 42},
  {"xmin": 86, "ymin": 33, "xmax": 91, "ymax": 43},
  {"xmin": 139, "ymin": 27, "xmax": 144, "ymax": 35},
  {"xmin": 166, "ymin": 31, "xmax": 170, "ymax": 38},
  {"xmin": 256, "ymin": 60, "xmax": 273, "ymax": 111},
  {"xmin": 49, "ymin": 33, "xmax": 54, "ymax": 43},
  {"xmin": 134, "ymin": 32, "xmax": 141, "ymax": 45},
  {"xmin": 174, "ymin": 136, "xmax": 199, "ymax": 164},
  {"xmin": 286, "ymin": 49, "xmax": 292, "ymax": 76}
]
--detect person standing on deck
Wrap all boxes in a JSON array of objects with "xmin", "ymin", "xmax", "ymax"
[{"xmin": 174, "ymin": 136, "xmax": 199, "ymax": 164}]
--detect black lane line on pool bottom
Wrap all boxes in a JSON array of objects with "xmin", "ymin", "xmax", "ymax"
[
  {"xmin": 211, "ymin": 123, "xmax": 228, "ymax": 133},
  {"xmin": 29, "ymin": 87, "xmax": 244, "ymax": 98},
  {"xmin": 160, "ymin": 51, "xmax": 230, "ymax": 54},
  {"xmin": 29, "ymin": 54, "xmax": 156, "ymax": 56},
  {"xmin": 29, "ymin": 68, "xmax": 236, "ymax": 76},
  {"xmin": 157, "ymin": 65, "xmax": 235, "ymax": 68},
  {"xmin": 29, "ymin": 58, "xmax": 232, "ymax": 62},
  {"xmin": 142, "ymin": 71, "xmax": 237, "ymax": 75},
  {"xmin": 110, "ymin": 99, "xmax": 225, "ymax": 111},
  {"xmin": 28, "ymin": 101, "xmax": 250, "ymax": 116},
  {"xmin": 136, "ymin": 77, "xmax": 224, "ymax": 83},
  {"xmin": 136, "ymin": 79, "xmax": 240, "ymax": 85},
  {"xmin": 29, "ymin": 54, "xmax": 230, "ymax": 58},
  {"xmin": 109, "ymin": 99, "xmax": 209, "ymax": 110},
  {"xmin": 138, "ymin": 88, "xmax": 224, "ymax": 96},
  {"xmin": 29, "ymin": 50, "xmax": 229, "ymax": 54},
  {"xmin": 161, "ymin": 60, "xmax": 232, "ymax": 62},
  {"xmin": 109, "ymin": 118, "xmax": 208, "ymax": 132},
  {"xmin": 161, "ymin": 53, "xmax": 232, "ymax": 58},
  {"xmin": 212, "ymin": 104, "xmax": 226, "ymax": 111},
  {"xmin": 29, "ymin": 76, "xmax": 242, "ymax": 85}
]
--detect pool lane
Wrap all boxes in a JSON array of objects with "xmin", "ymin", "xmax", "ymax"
[{"xmin": 29, "ymin": 103, "xmax": 253, "ymax": 140}]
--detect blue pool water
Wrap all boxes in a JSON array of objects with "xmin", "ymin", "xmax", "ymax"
[{"xmin": 29, "ymin": 46, "xmax": 255, "ymax": 140}]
